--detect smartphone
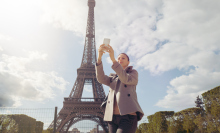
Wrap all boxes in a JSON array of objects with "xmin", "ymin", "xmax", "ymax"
[{"xmin": 103, "ymin": 38, "xmax": 110, "ymax": 46}]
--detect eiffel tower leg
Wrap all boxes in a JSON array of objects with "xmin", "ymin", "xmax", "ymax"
[
  {"xmin": 60, "ymin": 118, "xmax": 74, "ymax": 133},
  {"xmin": 57, "ymin": 112, "xmax": 77, "ymax": 132},
  {"xmin": 65, "ymin": 118, "xmax": 74, "ymax": 132},
  {"xmin": 70, "ymin": 77, "xmax": 85, "ymax": 98},
  {"xmin": 93, "ymin": 78, "xmax": 106, "ymax": 98},
  {"xmin": 98, "ymin": 117, "xmax": 108, "ymax": 133},
  {"xmin": 69, "ymin": 77, "xmax": 79, "ymax": 97}
]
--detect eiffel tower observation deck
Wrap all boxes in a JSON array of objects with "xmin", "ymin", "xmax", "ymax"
[{"xmin": 48, "ymin": 0, "xmax": 108, "ymax": 132}]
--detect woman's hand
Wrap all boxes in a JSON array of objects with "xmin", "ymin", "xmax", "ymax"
[
  {"xmin": 97, "ymin": 44, "xmax": 106, "ymax": 64},
  {"xmin": 105, "ymin": 44, "xmax": 117, "ymax": 64},
  {"xmin": 98, "ymin": 44, "xmax": 106, "ymax": 56}
]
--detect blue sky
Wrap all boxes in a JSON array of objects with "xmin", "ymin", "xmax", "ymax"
[{"xmin": 0, "ymin": 0, "xmax": 220, "ymax": 124}]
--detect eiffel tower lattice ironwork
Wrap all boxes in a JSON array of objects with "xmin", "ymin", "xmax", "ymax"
[{"xmin": 48, "ymin": 0, "xmax": 108, "ymax": 132}]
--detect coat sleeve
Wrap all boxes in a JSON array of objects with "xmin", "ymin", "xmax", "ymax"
[
  {"xmin": 111, "ymin": 62, "xmax": 138, "ymax": 85},
  {"xmin": 95, "ymin": 62, "xmax": 111, "ymax": 86}
]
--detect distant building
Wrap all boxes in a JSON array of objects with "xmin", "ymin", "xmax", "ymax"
[
  {"xmin": 68, "ymin": 128, "xmax": 80, "ymax": 133},
  {"xmin": 90, "ymin": 128, "xmax": 104, "ymax": 133}
]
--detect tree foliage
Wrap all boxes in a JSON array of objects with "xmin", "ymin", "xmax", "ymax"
[
  {"xmin": 0, "ymin": 114, "xmax": 43, "ymax": 133},
  {"xmin": 36, "ymin": 121, "xmax": 44, "ymax": 133},
  {"xmin": 138, "ymin": 123, "xmax": 148, "ymax": 133},
  {"xmin": 193, "ymin": 114, "xmax": 206, "ymax": 132},
  {"xmin": 167, "ymin": 108, "xmax": 203, "ymax": 133},
  {"xmin": 167, "ymin": 115, "xmax": 183, "ymax": 133},
  {"xmin": 202, "ymin": 85, "xmax": 220, "ymax": 132},
  {"xmin": 0, "ymin": 115, "xmax": 18, "ymax": 133},
  {"xmin": 195, "ymin": 95, "xmax": 204, "ymax": 110},
  {"xmin": 146, "ymin": 115, "xmax": 154, "ymax": 133},
  {"xmin": 202, "ymin": 86, "xmax": 220, "ymax": 114},
  {"xmin": 146, "ymin": 111, "xmax": 174, "ymax": 133},
  {"xmin": 135, "ymin": 127, "xmax": 141, "ymax": 133},
  {"xmin": 136, "ymin": 86, "xmax": 220, "ymax": 133},
  {"xmin": 42, "ymin": 128, "xmax": 54, "ymax": 133},
  {"xmin": 9, "ymin": 114, "xmax": 36, "ymax": 133}
]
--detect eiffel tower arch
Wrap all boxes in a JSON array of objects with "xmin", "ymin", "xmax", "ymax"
[{"xmin": 48, "ymin": 0, "xmax": 108, "ymax": 132}]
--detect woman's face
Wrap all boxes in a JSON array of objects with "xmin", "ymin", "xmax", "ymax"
[{"xmin": 117, "ymin": 54, "xmax": 130, "ymax": 68}]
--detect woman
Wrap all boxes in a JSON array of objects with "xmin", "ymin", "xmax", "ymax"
[{"xmin": 95, "ymin": 44, "xmax": 144, "ymax": 133}]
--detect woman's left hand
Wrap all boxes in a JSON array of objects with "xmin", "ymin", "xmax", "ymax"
[{"xmin": 106, "ymin": 44, "xmax": 117, "ymax": 63}]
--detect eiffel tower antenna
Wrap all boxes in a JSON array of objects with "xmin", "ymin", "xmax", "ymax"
[{"xmin": 48, "ymin": 0, "xmax": 108, "ymax": 132}]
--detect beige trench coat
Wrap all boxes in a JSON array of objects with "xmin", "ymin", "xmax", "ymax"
[{"xmin": 95, "ymin": 61, "xmax": 144, "ymax": 121}]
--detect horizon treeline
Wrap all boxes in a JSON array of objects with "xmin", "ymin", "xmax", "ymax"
[
  {"xmin": 0, "ymin": 114, "xmax": 44, "ymax": 133},
  {"xmin": 136, "ymin": 85, "xmax": 220, "ymax": 133}
]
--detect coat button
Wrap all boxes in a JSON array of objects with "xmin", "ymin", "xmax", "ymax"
[
  {"xmin": 128, "ymin": 94, "xmax": 130, "ymax": 97},
  {"xmin": 124, "ymin": 85, "xmax": 127, "ymax": 87},
  {"xmin": 108, "ymin": 101, "xmax": 110, "ymax": 103}
]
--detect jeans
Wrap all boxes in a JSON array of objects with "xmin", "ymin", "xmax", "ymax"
[{"xmin": 108, "ymin": 114, "xmax": 137, "ymax": 133}]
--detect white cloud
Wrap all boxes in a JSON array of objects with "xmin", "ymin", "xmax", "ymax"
[
  {"xmin": 150, "ymin": 0, "xmax": 220, "ymax": 110},
  {"xmin": 155, "ymin": 0, "xmax": 220, "ymax": 50},
  {"xmin": 106, "ymin": 57, "xmax": 112, "ymax": 64},
  {"xmin": 95, "ymin": 0, "xmax": 162, "ymax": 57},
  {"xmin": 136, "ymin": 42, "xmax": 198, "ymax": 74},
  {"xmin": 0, "ymin": 51, "xmax": 69, "ymax": 107},
  {"xmin": 84, "ymin": 86, "xmax": 92, "ymax": 93},
  {"xmin": 156, "ymin": 67, "xmax": 220, "ymax": 110},
  {"xmin": 0, "ymin": 34, "xmax": 12, "ymax": 41},
  {"xmin": 40, "ymin": 0, "xmax": 162, "ymax": 55},
  {"xmin": 0, "ymin": 0, "xmax": 43, "ymax": 37},
  {"xmin": 41, "ymin": 0, "xmax": 88, "ymax": 37},
  {"xmin": 1, "ymin": 51, "xmax": 47, "ymax": 72},
  {"xmin": 81, "ymin": 85, "xmax": 93, "ymax": 98}
]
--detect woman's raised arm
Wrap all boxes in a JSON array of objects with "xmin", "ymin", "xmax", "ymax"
[
  {"xmin": 95, "ymin": 44, "xmax": 111, "ymax": 86},
  {"xmin": 97, "ymin": 44, "xmax": 106, "ymax": 65}
]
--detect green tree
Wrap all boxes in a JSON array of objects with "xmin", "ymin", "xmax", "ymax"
[
  {"xmin": 146, "ymin": 111, "xmax": 174, "ymax": 133},
  {"xmin": 202, "ymin": 86, "xmax": 220, "ymax": 132},
  {"xmin": 140, "ymin": 85, "xmax": 220, "ymax": 133},
  {"xmin": 147, "ymin": 115, "xmax": 154, "ymax": 133},
  {"xmin": 0, "ymin": 115, "xmax": 18, "ymax": 133},
  {"xmin": 9, "ymin": 114, "xmax": 36, "ymax": 133},
  {"xmin": 174, "ymin": 108, "xmax": 203, "ymax": 133},
  {"xmin": 202, "ymin": 86, "xmax": 220, "ymax": 114},
  {"xmin": 195, "ymin": 95, "xmax": 204, "ymax": 110},
  {"xmin": 135, "ymin": 127, "xmax": 141, "ymax": 133},
  {"xmin": 0, "ymin": 114, "xmax": 45, "ymax": 133},
  {"xmin": 167, "ymin": 116, "xmax": 183, "ymax": 133},
  {"xmin": 35, "ymin": 121, "xmax": 44, "ymax": 133},
  {"xmin": 138, "ymin": 123, "xmax": 148, "ymax": 133},
  {"xmin": 194, "ymin": 114, "xmax": 206, "ymax": 132}
]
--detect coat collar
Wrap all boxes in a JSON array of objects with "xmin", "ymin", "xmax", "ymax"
[
  {"xmin": 110, "ymin": 66, "xmax": 133, "ymax": 82},
  {"xmin": 125, "ymin": 66, "xmax": 133, "ymax": 73},
  {"xmin": 110, "ymin": 66, "xmax": 133, "ymax": 79}
]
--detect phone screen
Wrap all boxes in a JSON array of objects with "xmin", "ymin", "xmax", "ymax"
[{"xmin": 103, "ymin": 38, "xmax": 110, "ymax": 45}]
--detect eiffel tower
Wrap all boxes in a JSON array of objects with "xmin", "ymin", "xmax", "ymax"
[{"xmin": 48, "ymin": 0, "xmax": 108, "ymax": 132}]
